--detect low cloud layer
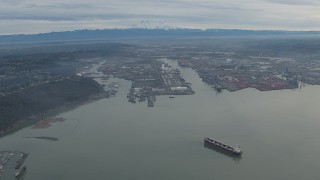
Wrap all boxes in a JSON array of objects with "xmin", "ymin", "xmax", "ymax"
[{"xmin": 0, "ymin": 0, "xmax": 319, "ymax": 35}]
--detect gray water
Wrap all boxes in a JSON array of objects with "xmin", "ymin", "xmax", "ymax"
[{"xmin": 1, "ymin": 60, "xmax": 320, "ymax": 180}]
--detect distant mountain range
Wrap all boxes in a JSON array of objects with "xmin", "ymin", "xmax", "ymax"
[
  {"xmin": 1, "ymin": 28, "xmax": 320, "ymax": 44},
  {"xmin": 130, "ymin": 20, "xmax": 175, "ymax": 30}
]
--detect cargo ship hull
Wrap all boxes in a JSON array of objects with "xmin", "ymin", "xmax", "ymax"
[
  {"xmin": 15, "ymin": 166, "xmax": 27, "ymax": 180},
  {"xmin": 15, "ymin": 153, "xmax": 28, "ymax": 169},
  {"xmin": 204, "ymin": 138, "xmax": 242, "ymax": 156}
]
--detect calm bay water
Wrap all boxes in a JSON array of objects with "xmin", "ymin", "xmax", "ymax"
[{"xmin": 1, "ymin": 60, "xmax": 320, "ymax": 180}]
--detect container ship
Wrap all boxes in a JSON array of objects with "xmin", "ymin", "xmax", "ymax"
[{"xmin": 204, "ymin": 137, "xmax": 242, "ymax": 156}]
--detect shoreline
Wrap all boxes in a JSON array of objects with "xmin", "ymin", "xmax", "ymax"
[{"xmin": 0, "ymin": 92, "xmax": 107, "ymax": 139}]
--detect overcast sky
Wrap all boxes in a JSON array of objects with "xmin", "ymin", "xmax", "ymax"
[{"xmin": 0, "ymin": 0, "xmax": 319, "ymax": 35}]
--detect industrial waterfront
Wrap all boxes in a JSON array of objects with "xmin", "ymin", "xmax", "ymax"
[{"xmin": 0, "ymin": 60, "xmax": 320, "ymax": 180}]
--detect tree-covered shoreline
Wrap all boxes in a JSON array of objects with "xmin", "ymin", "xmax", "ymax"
[{"xmin": 0, "ymin": 76, "xmax": 104, "ymax": 132}]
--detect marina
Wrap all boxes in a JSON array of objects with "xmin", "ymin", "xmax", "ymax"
[{"xmin": 0, "ymin": 151, "xmax": 28, "ymax": 180}]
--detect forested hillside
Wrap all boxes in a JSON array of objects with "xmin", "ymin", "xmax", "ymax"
[{"xmin": 0, "ymin": 77, "xmax": 103, "ymax": 131}]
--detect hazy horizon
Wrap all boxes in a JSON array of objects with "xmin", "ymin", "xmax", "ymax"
[{"xmin": 1, "ymin": 0, "xmax": 320, "ymax": 35}]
